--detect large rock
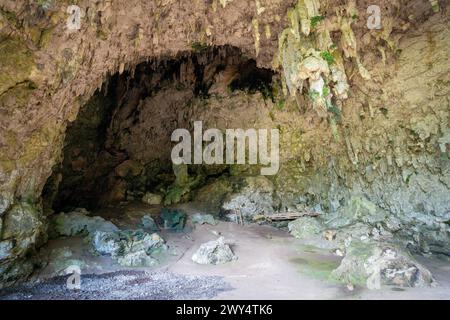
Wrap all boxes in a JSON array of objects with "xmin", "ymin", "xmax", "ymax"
[
  {"xmin": 141, "ymin": 193, "xmax": 163, "ymax": 205},
  {"xmin": 0, "ymin": 257, "xmax": 35, "ymax": 290},
  {"xmin": 116, "ymin": 250, "xmax": 158, "ymax": 267},
  {"xmin": 192, "ymin": 237, "xmax": 237, "ymax": 265},
  {"xmin": 331, "ymin": 241, "xmax": 436, "ymax": 289},
  {"xmin": 44, "ymin": 247, "xmax": 87, "ymax": 276},
  {"xmin": 2, "ymin": 203, "xmax": 44, "ymax": 241},
  {"xmin": 191, "ymin": 213, "xmax": 217, "ymax": 226},
  {"xmin": 49, "ymin": 208, "xmax": 119, "ymax": 238},
  {"xmin": 288, "ymin": 217, "xmax": 323, "ymax": 240},
  {"xmin": 160, "ymin": 208, "xmax": 187, "ymax": 231},
  {"xmin": 0, "ymin": 202, "xmax": 45, "ymax": 289},
  {"xmin": 2, "ymin": 203, "xmax": 45, "ymax": 256},
  {"xmin": 140, "ymin": 215, "xmax": 160, "ymax": 232},
  {"xmin": 221, "ymin": 176, "xmax": 276, "ymax": 222},
  {"xmin": 91, "ymin": 229, "xmax": 165, "ymax": 267}
]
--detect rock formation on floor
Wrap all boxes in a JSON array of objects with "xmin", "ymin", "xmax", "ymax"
[
  {"xmin": 331, "ymin": 241, "xmax": 436, "ymax": 289},
  {"xmin": 192, "ymin": 237, "xmax": 237, "ymax": 265},
  {"xmin": 92, "ymin": 230, "xmax": 166, "ymax": 267}
]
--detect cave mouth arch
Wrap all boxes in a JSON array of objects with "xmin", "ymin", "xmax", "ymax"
[{"xmin": 42, "ymin": 45, "xmax": 276, "ymax": 214}]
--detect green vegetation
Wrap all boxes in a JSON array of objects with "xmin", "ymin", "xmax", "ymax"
[
  {"xmin": 190, "ymin": 42, "xmax": 209, "ymax": 53},
  {"xmin": 320, "ymin": 51, "xmax": 335, "ymax": 65},
  {"xmin": 310, "ymin": 15, "xmax": 325, "ymax": 28}
]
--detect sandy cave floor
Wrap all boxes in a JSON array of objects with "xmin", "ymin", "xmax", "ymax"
[{"xmin": 0, "ymin": 202, "xmax": 449, "ymax": 300}]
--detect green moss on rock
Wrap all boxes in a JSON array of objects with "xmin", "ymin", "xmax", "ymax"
[{"xmin": 0, "ymin": 37, "xmax": 35, "ymax": 95}]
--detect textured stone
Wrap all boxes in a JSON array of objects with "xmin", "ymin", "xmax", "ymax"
[
  {"xmin": 331, "ymin": 241, "xmax": 435, "ymax": 289},
  {"xmin": 288, "ymin": 217, "xmax": 323, "ymax": 240},
  {"xmin": 0, "ymin": 240, "xmax": 14, "ymax": 261},
  {"xmin": 326, "ymin": 196, "xmax": 389, "ymax": 229},
  {"xmin": 0, "ymin": 193, "xmax": 13, "ymax": 217},
  {"xmin": 50, "ymin": 208, "xmax": 119, "ymax": 238},
  {"xmin": 116, "ymin": 251, "xmax": 158, "ymax": 267},
  {"xmin": 44, "ymin": 247, "xmax": 86, "ymax": 276},
  {"xmin": 2, "ymin": 203, "xmax": 43, "ymax": 241},
  {"xmin": 140, "ymin": 215, "xmax": 160, "ymax": 232},
  {"xmin": 194, "ymin": 179, "xmax": 233, "ymax": 213},
  {"xmin": 91, "ymin": 229, "xmax": 165, "ymax": 267},
  {"xmin": 191, "ymin": 214, "xmax": 217, "ymax": 226},
  {"xmin": 141, "ymin": 193, "xmax": 163, "ymax": 205},
  {"xmin": 222, "ymin": 176, "xmax": 275, "ymax": 222},
  {"xmin": 160, "ymin": 208, "xmax": 187, "ymax": 231},
  {"xmin": 0, "ymin": 0, "xmax": 448, "ymax": 288},
  {"xmin": 192, "ymin": 237, "xmax": 237, "ymax": 265}
]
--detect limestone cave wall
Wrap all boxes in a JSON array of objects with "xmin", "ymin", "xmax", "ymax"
[{"xmin": 0, "ymin": 0, "xmax": 449, "ymax": 286}]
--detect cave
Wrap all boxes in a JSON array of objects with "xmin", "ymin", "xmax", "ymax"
[
  {"xmin": 42, "ymin": 46, "xmax": 276, "ymax": 214},
  {"xmin": 0, "ymin": 0, "xmax": 449, "ymax": 302}
]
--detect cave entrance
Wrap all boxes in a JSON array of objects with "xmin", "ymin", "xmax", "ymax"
[{"xmin": 42, "ymin": 46, "xmax": 275, "ymax": 215}]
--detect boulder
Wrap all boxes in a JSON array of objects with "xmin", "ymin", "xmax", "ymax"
[
  {"xmin": 191, "ymin": 213, "xmax": 217, "ymax": 226},
  {"xmin": 160, "ymin": 208, "xmax": 187, "ymax": 231},
  {"xmin": 50, "ymin": 208, "xmax": 118, "ymax": 238},
  {"xmin": 140, "ymin": 215, "xmax": 160, "ymax": 231},
  {"xmin": 142, "ymin": 193, "xmax": 163, "ymax": 205},
  {"xmin": 192, "ymin": 237, "xmax": 237, "ymax": 265},
  {"xmin": 116, "ymin": 251, "xmax": 158, "ymax": 267},
  {"xmin": 2, "ymin": 203, "xmax": 44, "ymax": 241},
  {"xmin": 288, "ymin": 217, "xmax": 323, "ymax": 240},
  {"xmin": 2, "ymin": 203, "xmax": 45, "ymax": 257},
  {"xmin": 331, "ymin": 241, "xmax": 435, "ymax": 289},
  {"xmin": 45, "ymin": 247, "xmax": 86, "ymax": 276},
  {"xmin": 91, "ymin": 229, "xmax": 166, "ymax": 267}
]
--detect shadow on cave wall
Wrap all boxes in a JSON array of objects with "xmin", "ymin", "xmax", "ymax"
[{"xmin": 42, "ymin": 46, "xmax": 275, "ymax": 213}]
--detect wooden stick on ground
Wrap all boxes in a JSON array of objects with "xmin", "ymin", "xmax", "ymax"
[{"xmin": 265, "ymin": 211, "xmax": 320, "ymax": 221}]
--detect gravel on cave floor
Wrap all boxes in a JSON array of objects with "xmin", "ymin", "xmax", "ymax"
[{"xmin": 0, "ymin": 270, "xmax": 233, "ymax": 300}]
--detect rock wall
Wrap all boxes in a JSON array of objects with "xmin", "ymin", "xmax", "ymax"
[
  {"xmin": 0, "ymin": 0, "xmax": 449, "ymax": 285},
  {"xmin": 0, "ymin": 0, "xmax": 294, "ymax": 285}
]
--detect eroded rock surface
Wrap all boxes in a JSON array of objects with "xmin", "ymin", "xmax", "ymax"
[
  {"xmin": 221, "ymin": 176, "xmax": 276, "ymax": 222},
  {"xmin": 49, "ymin": 208, "xmax": 119, "ymax": 238},
  {"xmin": 331, "ymin": 241, "xmax": 436, "ymax": 289},
  {"xmin": 192, "ymin": 237, "xmax": 237, "ymax": 265},
  {"xmin": 0, "ymin": 0, "xmax": 449, "ymax": 286},
  {"xmin": 92, "ymin": 230, "xmax": 166, "ymax": 267}
]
